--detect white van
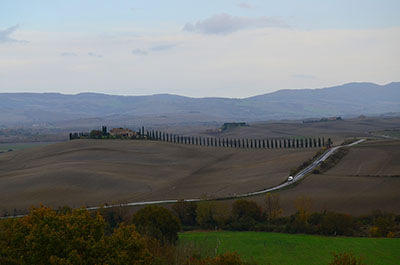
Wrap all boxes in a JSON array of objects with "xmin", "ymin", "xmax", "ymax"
[{"xmin": 287, "ymin": 176, "xmax": 294, "ymax": 182}]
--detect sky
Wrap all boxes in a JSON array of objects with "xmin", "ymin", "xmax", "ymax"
[{"xmin": 0, "ymin": 0, "xmax": 399, "ymax": 98}]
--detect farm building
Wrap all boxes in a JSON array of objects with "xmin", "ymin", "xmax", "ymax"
[{"xmin": 109, "ymin": 128, "xmax": 137, "ymax": 138}]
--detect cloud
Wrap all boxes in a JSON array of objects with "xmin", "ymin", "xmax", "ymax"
[
  {"xmin": 0, "ymin": 25, "xmax": 27, "ymax": 43},
  {"xmin": 132, "ymin": 44, "xmax": 177, "ymax": 56},
  {"xmin": 183, "ymin": 13, "xmax": 288, "ymax": 35},
  {"xmin": 132, "ymin": 49, "xmax": 148, "ymax": 55},
  {"xmin": 149, "ymin": 43, "xmax": 177, "ymax": 51},
  {"xmin": 237, "ymin": 2, "xmax": 252, "ymax": 9}
]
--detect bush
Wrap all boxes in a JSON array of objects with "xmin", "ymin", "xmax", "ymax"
[
  {"xmin": 321, "ymin": 212, "xmax": 354, "ymax": 236},
  {"xmin": 328, "ymin": 252, "xmax": 365, "ymax": 265},
  {"xmin": 132, "ymin": 206, "xmax": 181, "ymax": 245}
]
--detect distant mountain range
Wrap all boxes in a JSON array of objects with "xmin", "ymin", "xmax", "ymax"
[{"xmin": 1, "ymin": 82, "xmax": 399, "ymax": 128}]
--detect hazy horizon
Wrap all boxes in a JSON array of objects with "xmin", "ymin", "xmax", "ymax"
[
  {"xmin": 1, "ymin": 0, "xmax": 399, "ymax": 97},
  {"xmin": 0, "ymin": 81, "xmax": 398, "ymax": 99}
]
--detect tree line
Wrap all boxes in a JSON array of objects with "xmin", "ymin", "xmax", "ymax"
[
  {"xmin": 69, "ymin": 126, "xmax": 331, "ymax": 149},
  {"xmin": 0, "ymin": 204, "xmax": 372, "ymax": 265},
  {"xmin": 170, "ymin": 195, "xmax": 399, "ymax": 238},
  {"xmin": 145, "ymin": 129, "xmax": 327, "ymax": 149}
]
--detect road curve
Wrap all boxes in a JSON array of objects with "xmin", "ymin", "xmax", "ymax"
[
  {"xmin": 0, "ymin": 139, "xmax": 366, "ymax": 218},
  {"xmin": 86, "ymin": 139, "xmax": 366, "ymax": 210}
]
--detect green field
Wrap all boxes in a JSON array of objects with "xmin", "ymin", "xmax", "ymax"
[{"xmin": 180, "ymin": 231, "xmax": 400, "ymax": 265}]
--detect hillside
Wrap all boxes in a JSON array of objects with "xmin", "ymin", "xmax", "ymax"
[
  {"xmin": 0, "ymin": 140, "xmax": 316, "ymax": 212},
  {"xmin": 227, "ymin": 139, "xmax": 400, "ymax": 216},
  {"xmin": 0, "ymin": 82, "xmax": 399, "ymax": 127}
]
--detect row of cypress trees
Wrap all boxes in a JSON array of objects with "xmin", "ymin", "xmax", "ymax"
[{"xmin": 142, "ymin": 129, "xmax": 325, "ymax": 149}]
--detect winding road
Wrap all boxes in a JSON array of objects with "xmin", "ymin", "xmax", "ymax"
[
  {"xmin": 0, "ymin": 138, "xmax": 366, "ymax": 218},
  {"xmin": 86, "ymin": 139, "xmax": 366, "ymax": 210}
]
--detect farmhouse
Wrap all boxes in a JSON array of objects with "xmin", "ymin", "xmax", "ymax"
[{"xmin": 109, "ymin": 128, "xmax": 137, "ymax": 138}]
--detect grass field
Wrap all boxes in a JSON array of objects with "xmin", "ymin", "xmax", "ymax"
[{"xmin": 180, "ymin": 231, "xmax": 400, "ymax": 265}]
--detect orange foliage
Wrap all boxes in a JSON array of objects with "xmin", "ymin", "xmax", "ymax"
[{"xmin": 0, "ymin": 205, "xmax": 152, "ymax": 265}]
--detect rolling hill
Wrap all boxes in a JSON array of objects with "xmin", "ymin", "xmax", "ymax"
[{"xmin": 0, "ymin": 82, "xmax": 399, "ymax": 128}]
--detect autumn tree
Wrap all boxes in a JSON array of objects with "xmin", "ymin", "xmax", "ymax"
[
  {"xmin": 172, "ymin": 200, "xmax": 198, "ymax": 227},
  {"xmin": 292, "ymin": 196, "xmax": 313, "ymax": 232},
  {"xmin": 196, "ymin": 201, "xmax": 229, "ymax": 230},
  {"xmin": 0, "ymin": 205, "xmax": 152, "ymax": 265},
  {"xmin": 264, "ymin": 193, "xmax": 282, "ymax": 221},
  {"xmin": 132, "ymin": 206, "xmax": 181, "ymax": 245},
  {"xmin": 231, "ymin": 200, "xmax": 263, "ymax": 230}
]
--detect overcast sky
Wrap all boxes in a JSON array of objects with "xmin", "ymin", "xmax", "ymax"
[{"xmin": 1, "ymin": 0, "xmax": 399, "ymax": 98}]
